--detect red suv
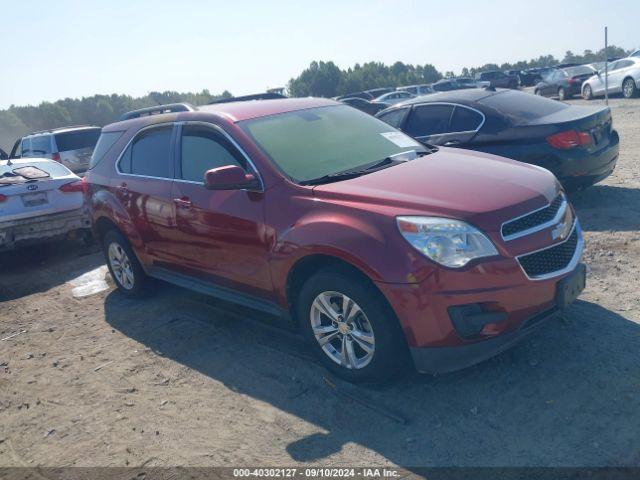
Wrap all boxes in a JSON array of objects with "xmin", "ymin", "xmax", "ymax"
[{"xmin": 86, "ymin": 98, "xmax": 585, "ymax": 382}]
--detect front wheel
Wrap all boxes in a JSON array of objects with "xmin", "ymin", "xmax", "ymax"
[
  {"xmin": 623, "ymin": 78, "xmax": 638, "ymax": 98},
  {"xmin": 583, "ymin": 84, "xmax": 593, "ymax": 100},
  {"xmin": 297, "ymin": 270, "xmax": 410, "ymax": 383},
  {"xmin": 103, "ymin": 229, "xmax": 148, "ymax": 297}
]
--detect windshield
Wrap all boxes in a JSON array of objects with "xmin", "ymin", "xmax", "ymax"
[{"xmin": 240, "ymin": 105, "xmax": 425, "ymax": 182}]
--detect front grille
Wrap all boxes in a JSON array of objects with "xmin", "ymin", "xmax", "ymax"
[
  {"xmin": 502, "ymin": 195, "xmax": 564, "ymax": 239},
  {"xmin": 518, "ymin": 226, "xmax": 579, "ymax": 278}
]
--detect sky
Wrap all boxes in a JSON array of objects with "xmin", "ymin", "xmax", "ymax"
[{"xmin": 1, "ymin": 0, "xmax": 638, "ymax": 109}]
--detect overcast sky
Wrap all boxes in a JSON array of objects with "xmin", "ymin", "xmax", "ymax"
[{"xmin": 1, "ymin": 0, "xmax": 638, "ymax": 109}]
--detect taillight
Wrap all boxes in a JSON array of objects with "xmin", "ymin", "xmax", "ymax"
[
  {"xmin": 0, "ymin": 194, "xmax": 7, "ymax": 202},
  {"xmin": 52, "ymin": 153, "xmax": 61, "ymax": 162},
  {"xmin": 59, "ymin": 179, "xmax": 85, "ymax": 194},
  {"xmin": 546, "ymin": 130, "xmax": 592, "ymax": 149}
]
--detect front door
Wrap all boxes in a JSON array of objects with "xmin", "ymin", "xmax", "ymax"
[{"xmin": 170, "ymin": 122, "xmax": 273, "ymax": 298}]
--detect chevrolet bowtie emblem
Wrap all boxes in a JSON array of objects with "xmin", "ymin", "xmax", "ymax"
[{"xmin": 551, "ymin": 220, "xmax": 571, "ymax": 241}]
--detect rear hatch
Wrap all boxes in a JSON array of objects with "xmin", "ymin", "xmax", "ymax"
[
  {"xmin": 55, "ymin": 128, "xmax": 101, "ymax": 171},
  {"xmin": 0, "ymin": 160, "xmax": 84, "ymax": 223}
]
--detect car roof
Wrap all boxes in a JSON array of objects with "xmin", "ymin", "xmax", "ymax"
[
  {"xmin": 104, "ymin": 97, "xmax": 339, "ymax": 131},
  {"xmin": 390, "ymin": 88, "xmax": 501, "ymax": 107}
]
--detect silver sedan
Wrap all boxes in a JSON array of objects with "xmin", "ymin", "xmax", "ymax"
[{"xmin": 582, "ymin": 57, "xmax": 640, "ymax": 99}]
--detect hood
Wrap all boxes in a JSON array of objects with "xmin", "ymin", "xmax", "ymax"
[{"xmin": 312, "ymin": 147, "xmax": 559, "ymax": 232}]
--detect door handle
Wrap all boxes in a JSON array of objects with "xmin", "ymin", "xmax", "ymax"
[{"xmin": 173, "ymin": 197, "xmax": 193, "ymax": 208}]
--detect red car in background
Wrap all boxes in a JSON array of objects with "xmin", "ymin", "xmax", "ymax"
[{"xmin": 86, "ymin": 98, "xmax": 585, "ymax": 382}]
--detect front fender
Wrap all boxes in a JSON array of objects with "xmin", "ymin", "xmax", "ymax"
[{"xmin": 268, "ymin": 209, "xmax": 434, "ymax": 304}]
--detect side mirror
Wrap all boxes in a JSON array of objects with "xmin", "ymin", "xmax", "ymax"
[{"xmin": 204, "ymin": 165, "xmax": 259, "ymax": 191}]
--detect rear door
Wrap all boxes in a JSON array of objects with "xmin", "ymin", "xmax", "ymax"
[
  {"xmin": 403, "ymin": 103, "xmax": 484, "ymax": 146},
  {"xmin": 113, "ymin": 124, "xmax": 178, "ymax": 266},
  {"xmin": 23, "ymin": 135, "xmax": 53, "ymax": 159},
  {"xmin": 170, "ymin": 122, "xmax": 272, "ymax": 297}
]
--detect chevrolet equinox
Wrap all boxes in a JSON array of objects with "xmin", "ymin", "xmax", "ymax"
[{"xmin": 86, "ymin": 98, "xmax": 586, "ymax": 382}]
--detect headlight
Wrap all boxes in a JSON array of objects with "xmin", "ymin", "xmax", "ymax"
[{"xmin": 397, "ymin": 216, "xmax": 498, "ymax": 268}]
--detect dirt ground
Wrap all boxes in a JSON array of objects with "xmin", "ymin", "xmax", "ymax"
[{"xmin": 1, "ymin": 96, "xmax": 639, "ymax": 470}]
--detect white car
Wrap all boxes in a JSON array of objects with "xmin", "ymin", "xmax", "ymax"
[
  {"xmin": 629, "ymin": 49, "xmax": 640, "ymax": 58},
  {"xmin": 371, "ymin": 90, "xmax": 416, "ymax": 106},
  {"xmin": 582, "ymin": 57, "xmax": 640, "ymax": 99},
  {"xmin": 0, "ymin": 158, "xmax": 91, "ymax": 250}
]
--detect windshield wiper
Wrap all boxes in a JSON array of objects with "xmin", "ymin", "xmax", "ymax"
[{"xmin": 301, "ymin": 150, "xmax": 428, "ymax": 186}]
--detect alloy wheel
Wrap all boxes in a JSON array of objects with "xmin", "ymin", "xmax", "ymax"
[
  {"xmin": 309, "ymin": 291, "xmax": 375, "ymax": 369},
  {"xmin": 623, "ymin": 79, "xmax": 635, "ymax": 98},
  {"xmin": 108, "ymin": 242, "xmax": 135, "ymax": 290},
  {"xmin": 583, "ymin": 85, "xmax": 592, "ymax": 100}
]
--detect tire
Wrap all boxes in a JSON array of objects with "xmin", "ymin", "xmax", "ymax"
[
  {"xmin": 622, "ymin": 78, "xmax": 637, "ymax": 99},
  {"xmin": 297, "ymin": 269, "xmax": 410, "ymax": 383},
  {"xmin": 583, "ymin": 84, "xmax": 593, "ymax": 100},
  {"xmin": 103, "ymin": 229, "xmax": 148, "ymax": 297},
  {"xmin": 558, "ymin": 87, "xmax": 566, "ymax": 101}
]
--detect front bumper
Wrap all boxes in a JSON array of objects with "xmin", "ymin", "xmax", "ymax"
[
  {"xmin": 376, "ymin": 232, "xmax": 585, "ymax": 373},
  {"xmin": 0, "ymin": 208, "xmax": 90, "ymax": 251},
  {"xmin": 410, "ymin": 306, "xmax": 561, "ymax": 373}
]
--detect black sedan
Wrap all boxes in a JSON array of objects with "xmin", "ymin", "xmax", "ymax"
[
  {"xmin": 534, "ymin": 65, "xmax": 597, "ymax": 100},
  {"xmin": 376, "ymin": 89, "xmax": 619, "ymax": 191}
]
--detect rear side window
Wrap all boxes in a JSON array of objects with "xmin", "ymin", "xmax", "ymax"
[
  {"xmin": 55, "ymin": 129, "xmax": 101, "ymax": 152},
  {"xmin": 120, "ymin": 126, "xmax": 173, "ymax": 178},
  {"xmin": 24, "ymin": 136, "xmax": 52, "ymax": 157},
  {"xmin": 89, "ymin": 131, "xmax": 123, "ymax": 169},
  {"xmin": 378, "ymin": 108, "xmax": 409, "ymax": 128},
  {"xmin": 479, "ymin": 90, "xmax": 568, "ymax": 124},
  {"xmin": 450, "ymin": 106, "xmax": 484, "ymax": 132},
  {"xmin": 180, "ymin": 125, "xmax": 245, "ymax": 182},
  {"xmin": 404, "ymin": 104, "xmax": 454, "ymax": 137}
]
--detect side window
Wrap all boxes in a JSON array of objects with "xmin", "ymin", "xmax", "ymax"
[
  {"xmin": 404, "ymin": 105, "xmax": 455, "ymax": 137},
  {"xmin": 29, "ymin": 135, "xmax": 52, "ymax": 156},
  {"xmin": 127, "ymin": 126, "xmax": 173, "ymax": 178},
  {"xmin": 180, "ymin": 125, "xmax": 246, "ymax": 183},
  {"xmin": 378, "ymin": 108, "xmax": 409, "ymax": 128},
  {"xmin": 450, "ymin": 106, "xmax": 484, "ymax": 132},
  {"xmin": 21, "ymin": 138, "xmax": 32, "ymax": 157}
]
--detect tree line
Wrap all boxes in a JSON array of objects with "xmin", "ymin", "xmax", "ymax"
[
  {"xmin": 0, "ymin": 45, "xmax": 632, "ymax": 152},
  {"xmin": 0, "ymin": 90, "xmax": 231, "ymax": 152}
]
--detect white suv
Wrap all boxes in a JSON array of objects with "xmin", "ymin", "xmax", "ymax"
[{"xmin": 10, "ymin": 125, "xmax": 101, "ymax": 174}]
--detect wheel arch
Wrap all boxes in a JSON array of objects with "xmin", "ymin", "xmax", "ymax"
[{"xmin": 285, "ymin": 253, "xmax": 390, "ymax": 323}]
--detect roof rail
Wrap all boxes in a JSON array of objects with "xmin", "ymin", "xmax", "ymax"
[
  {"xmin": 28, "ymin": 125, "xmax": 99, "ymax": 136},
  {"xmin": 208, "ymin": 93, "xmax": 286, "ymax": 105},
  {"xmin": 119, "ymin": 103, "xmax": 196, "ymax": 121}
]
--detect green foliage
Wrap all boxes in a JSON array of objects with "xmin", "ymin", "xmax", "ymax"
[
  {"xmin": 0, "ymin": 89, "xmax": 232, "ymax": 152},
  {"xmin": 288, "ymin": 61, "xmax": 442, "ymax": 97}
]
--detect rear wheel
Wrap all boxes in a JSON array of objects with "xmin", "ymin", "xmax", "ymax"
[
  {"xmin": 103, "ymin": 229, "xmax": 148, "ymax": 297},
  {"xmin": 297, "ymin": 269, "xmax": 410, "ymax": 383},
  {"xmin": 583, "ymin": 84, "xmax": 593, "ymax": 100},
  {"xmin": 558, "ymin": 87, "xmax": 566, "ymax": 101},
  {"xmin": 622, "ymin": 78, "xmax": 637, "ymax": 98}
]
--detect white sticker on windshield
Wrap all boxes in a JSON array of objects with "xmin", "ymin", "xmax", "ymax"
[{"xmin": 380, "ymin": 132, "xmax": 421, "ymax": 148}]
